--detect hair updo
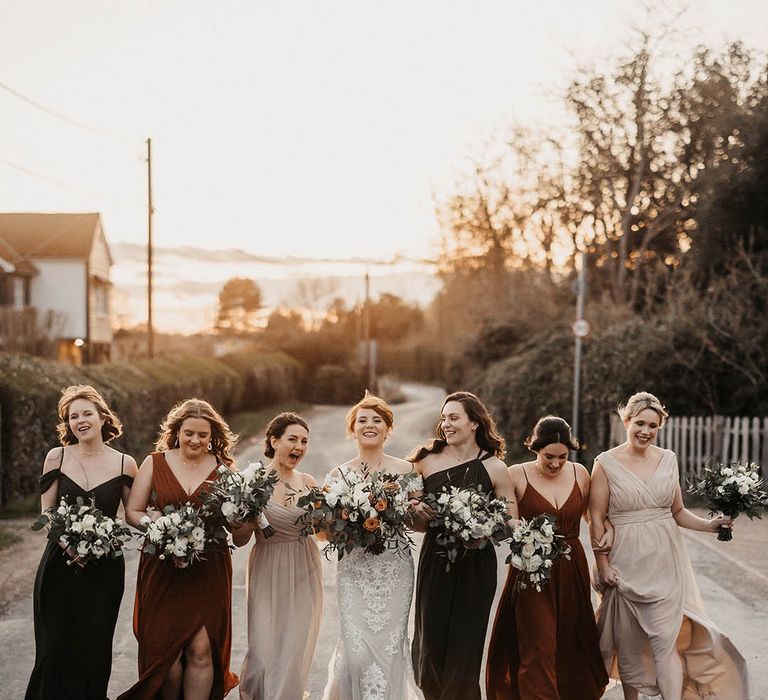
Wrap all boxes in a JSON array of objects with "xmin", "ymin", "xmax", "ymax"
[
  {"xmin": 344, "ymin": 391, "xmax": 394, "ymax": 434},
  {"xmin": 264, "ymin": 412, "xmax": 309, "ymax": 458},
  {"xmin": 618, "ymin": 391, "xmax": 669, "ymax": 425},
  {"xmin": 524, "ymin": 415, "xmax": 579, "ymax": 452}
]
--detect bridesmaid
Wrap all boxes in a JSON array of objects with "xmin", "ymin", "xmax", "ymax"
[
  {"xmin": 485, "ymin": 415, "xmax": 609, "ymax": 700},
  {"xmin": 120, "ymin": 398, "xmax": 239, "ymax": 700},
  {"xmin": 234, "ymin": 412, "xmax": 323, "ymax": 700},
  {"xmin": 590, "ymin": 391, "xmax": 750, "ymax": 700},
  {"xmin": 26, "ymin": 384, "xmax": 137, "ymax": 700},
  {"xmin": 409, "ymin": 391, "xmax": 517, "ymax": 700}
]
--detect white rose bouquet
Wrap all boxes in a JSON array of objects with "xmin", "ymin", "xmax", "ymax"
[
  {"xmin": 422, "ymin": 485, "xmax": 511, "ymax": 570},
  {"xmin": 507, "ymin": 513, "xmax": 571, "ymax": 591},
  {"xmin": 201, "ymin": 462, "xmax": 279, "ymax": 537},
  {"xmin": 140, "ymin": 503, "xmax": 209, "ymax": 567},
  {"xmin": 298, "ymin": 466, "xmax": 419, "ymax": 559},
  {"xmin": 688, "ymin": 460, "xmax": 768, "ymax": 541},
  {"xmin": 32, "ymin": 496, "xmax": 132, "ymax": 567}
]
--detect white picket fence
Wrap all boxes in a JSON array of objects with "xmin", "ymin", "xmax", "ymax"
[{"xmin": 609, "ymin": 415, "xmax": 768, "ymax": 483}]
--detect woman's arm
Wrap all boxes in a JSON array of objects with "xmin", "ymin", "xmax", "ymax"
[
  {"xmin": 40, "ymin": 448, "xmax": 63, "ymax": 513},
  {"xmin": 588, "ymin": 461, "xmax": 618, "ymax": 587},
  {"xmin": 124, "ymin": 456, "xmax": 156, "ymax": 529},
  {"xmin": 578, "ymin": 464, "xmax": 613, "ymax": 553},
  {"xmin": 671, "ymin": 484, "xmax": 731, "ymax": 532},
  {"xmin": 487, "ymin": 458, "xmax": 519, "ymax": 521},
  {"xmin": 120, "ymin": 454, "xmax": 139, "ymax": 510},
  {"xmin": 231, "ymin": 522, "xmax": 255, "ymax": 547},
  {"xmin": 405, "ymin": 459, "xmax": 433, "ymax": 533}
]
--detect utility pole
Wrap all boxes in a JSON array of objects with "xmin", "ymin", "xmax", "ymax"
[
  {"xmin": 363, "ymin": 270, "xmax": 372, "ymax": 389},
  {"xmin": 146, "ymin": 137, "xmax": 154, "ymax": 358},
  {"xmin": 571, "ymin": 250, "xmax": 590, "ymax": 455}
]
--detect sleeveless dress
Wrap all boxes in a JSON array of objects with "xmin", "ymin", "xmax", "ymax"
[
  {"xmin": 239, "ymin": 499, "xmax": 323, "ymax": 700},
  {"xmin": 412, "ymin": 453, "xmax": 497, "ymax": 700},
  {"xmin": 118, "ymin": 453, "xmax": 238, "ymax": 700},
  {"xmin": 596, "ymin": 449, "xmax": 751, "ymax": 699},
  {"xmin": 485, "ymin": 464, "xmax": 607, "ymax": 700},
  {"xmin": 26, "ymin": 450, "xmax": 132, "ymax": 700},
  {"xmin": 322, "ymin": 469, "xmax": 423, "ymax": 700}
]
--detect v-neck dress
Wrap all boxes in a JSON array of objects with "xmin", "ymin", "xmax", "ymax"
[
  {"xmin": 485, "ymin": 465, "xmax": 607, "ymax": 700},
  {"xmin": 118, "ymin": 452, "xmax": 238, "ymax": 700},
  {"xmin": 412, "ymin": 453, "xmax": 497, "ymax": 700},
  {"xmin": 239, "ymin": 499, "xmax": 323, "ymax": 700},
  {"xmin": 26, "ymin": 451, "xmax": 133, "ymax": 700},
  {"xmin": 595, "ymin": 449, "xmax": 750, "ymax": 699}
]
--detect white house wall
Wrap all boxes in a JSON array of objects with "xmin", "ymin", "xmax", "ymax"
[{"xmin": 29, "ymin": 259, "xmax": 87, "ymax": 338}]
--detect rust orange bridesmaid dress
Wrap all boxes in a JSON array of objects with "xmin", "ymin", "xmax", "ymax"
[
  {"xmin": 118, "ymin": 452, "xmax": 238, "ymax": 700},
  {"xmin": 486, "ymin": 464, "xmax": 607, "ymax": 700}
]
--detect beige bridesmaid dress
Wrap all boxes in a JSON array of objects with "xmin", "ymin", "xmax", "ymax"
[
  {"xmin": 239, "ymin": 500, "xmax": 323, "ymax": 700},
  {"xmin": 595, "ymin": 448, "xmax": 751, "ymax": 699}
]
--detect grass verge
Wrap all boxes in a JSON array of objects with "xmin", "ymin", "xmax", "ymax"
[{"xmin": 0, "ymin": 494, "xmax": 39, "ymax": 520}]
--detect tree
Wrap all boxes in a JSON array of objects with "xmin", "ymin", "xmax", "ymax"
[{"xmin": 216, "ymin": 277, "xmax": 262, "ymax": 333}]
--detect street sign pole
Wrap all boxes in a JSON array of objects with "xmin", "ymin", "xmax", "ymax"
[{"xmin": 572, "ymin": 250, "xmax": 589, "ymax": 455}]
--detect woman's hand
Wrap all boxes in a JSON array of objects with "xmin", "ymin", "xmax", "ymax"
[
  {"xmin": 171, "ymin": 556, "xmax": 189, "ymax": 569},
  {"xmin": 708, "ymin": 514, "xmax": 733, "ymax": 534},
  {"xmin": 144, "ymin": 506, "xmax": 162, "ymax": 523},
  {"xmin": 61, "ymin": 543, "xmax": 86, "ymax": 568},
  {"xmin": 406, "ymin": 499, "xmax": 435, "ymax": 530},
  {"xmin": 596, "ymin": 563, "xmax": 619, "ymax": 588},
  {"xmin": 592, "ymin": 527, "xmax": 614, "ymax": 554}
]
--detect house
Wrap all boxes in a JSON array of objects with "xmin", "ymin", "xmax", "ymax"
[{"xmin": 0, "ymin": 212, "xmax": 113, "ymax": 364}]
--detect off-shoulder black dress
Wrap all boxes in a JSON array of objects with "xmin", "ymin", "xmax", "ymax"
[{"xmin": 25, "ymin": 450, "xmax": 132, "ymax": 700}]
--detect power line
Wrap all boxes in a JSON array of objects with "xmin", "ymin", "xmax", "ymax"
[
  {"xmin": 0, "ymin": 154, "xmax": 107, "ymax": 199},
  {"xmin": 0, "ymin": 78, "xmax": 137, "ymax": 145}
]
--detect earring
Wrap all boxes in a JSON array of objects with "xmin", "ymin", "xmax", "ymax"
[
  {"xmin": 207, "ymin": 441, "xmax": 213, "ymax": 451},
  {"xmin": 173, "ymin": 437, "xmax": 179, "ymax": 448}
]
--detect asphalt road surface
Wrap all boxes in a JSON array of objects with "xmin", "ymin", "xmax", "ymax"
[{"xmin": 1, "ymin": 383, "xmax": 765, "ymax": 699}]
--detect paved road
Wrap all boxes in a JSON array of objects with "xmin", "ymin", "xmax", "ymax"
[{"xmin": 1, "ymin": 383, "xmax": 766, "ymax": 699}]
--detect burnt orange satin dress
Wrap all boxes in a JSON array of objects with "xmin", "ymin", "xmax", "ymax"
[
  {"xmin": 486, "ymin": 466, "xmax": 607, "ymax": 700},
  {"xmin": 118, "ymin": 453, "xmax": 238, "ymax": 700}
]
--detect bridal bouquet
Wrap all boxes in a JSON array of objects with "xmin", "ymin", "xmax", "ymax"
[
  {"xmin": 298, "ymin": 467, "xmax": 419, "ymax": 559},
  {"xmin": 201, "ymin": 462, "xmax": 279, "ymax": 537},
  {"xmin": 507, "ymin": 514, "xmax": 571, "ymax": 591},
  {"xmin": 140, "ymin": 503, "xmax": 210, "ymax": 567},
  {"xmin": 422, "ymin": 485, "xmax": 511, "ymax": 570},
  {"xmin": 688, "ymin": 460, "xmax": 768, "ymax": 541},
  {"xmin": 32, "ymin": 496, "xmax": 132, "ymax": 566}
]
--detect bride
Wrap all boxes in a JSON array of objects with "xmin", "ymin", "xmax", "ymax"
[{"xmin": 322, "ymin": 392, "xmax": 424, "ymax": 700}]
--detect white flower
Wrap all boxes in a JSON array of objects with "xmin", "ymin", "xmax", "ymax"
[
  {"xmin": 76, "ymin": 541, "xmax": 89, "ymax": 556},
  {"xmin": 221, "ymin": 501, "xmax": 236, "ymax": 519},
  {"xmin": 325, "ymin": 492, "xmax": 339, "ymax": 508},
  {"xmin": 69, "ymin": 521, "xmax": 83, "ymax": 533},
  {"xmin": 738, "ymin": 484, "xmax": 750, "ymax": 495},
  {"xmin": 521, "ymin": 542, "xmax": 536, "ymax": 558},
  {"xmin": 170, "ymin": 512, "xmax": 182, "ymax": 526},
  {"xmin": 510, "ymin": 554, "xmax": 523, "ymax": 569},
  {"xmin": 81, "ymin": 514, "xmax": 97, "ymax": 532},
  {"xmin": 57, "ymin": 505, "xmax": 68, "ymax": 515}
]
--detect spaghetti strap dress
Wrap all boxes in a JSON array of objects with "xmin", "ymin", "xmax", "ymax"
[
  {"xmin": 485, "ymin": 464, "xmax": 607, "ymax": 700},
  {"xmin": 26, "ymin": 450, "xmax": 132, "ymax": 700},
  {"xmin": 412, "ymin": 452, "xmax": 497, "ymax": 700},
  {"xmin": 117, "ymin": 452, "xmax": 238, "ymax": 700}
]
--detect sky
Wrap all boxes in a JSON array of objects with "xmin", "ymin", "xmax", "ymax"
[{"xmin": 1, "ymin": 1, "xmax": 766, "ymax": 331}]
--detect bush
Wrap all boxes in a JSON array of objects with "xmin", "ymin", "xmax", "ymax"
[
  {"xmin": 0, "ymin": 350, "xmax": 302, "ymax": 505},
  {"xmin": 220, "ymin": 351, "xmax": 302, "ymax": 410},
  {"xmin": 303, "ymin": 364, "xmax": 367, "ymax": 405}
]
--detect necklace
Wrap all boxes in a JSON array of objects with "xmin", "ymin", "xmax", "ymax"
[
  {"xmin": 179, "ymin": 452, "xmax": 202, "ymax": 469},
  {"xmin": 536, "ymin": 464, "xmax": 561, "ymax": 480},
  {"xmin": 77, "ymin": 445, "xmax": 105, "ymax": 458}
]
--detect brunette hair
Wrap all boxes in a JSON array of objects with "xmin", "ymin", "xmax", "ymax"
[
  {"xmin": 155, "ymin": 398, "xmax": 237, "ymax": 466},
  {"xmin": 57, "ymin": 385, "xmax": 122, "ymax": 445},
  {"xmin": 618, "ymin": 391, "xmax": 669, "ymax": 425},
  {"xmin": 524, "ymin": 415, "xmax": 579, "ymax": 452},
  {"xmin": 344, "ymin": 391, "xmax": 394, "ymax": 434},
  {"xmin": 264, "ymin": 412, "xmax": 309, "ymax": 458},
  {"xmin": 408, "ymin": 391, "xmax": 506, "ymax": 462}
]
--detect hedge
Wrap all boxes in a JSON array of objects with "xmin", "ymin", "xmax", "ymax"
[
  {"xmin": 0, "ymin": 350, "xmax": 298, "ymax": 505},
  {"xmin": 219, "ymin": 351, "xmax": 302, "ymax": 411}
]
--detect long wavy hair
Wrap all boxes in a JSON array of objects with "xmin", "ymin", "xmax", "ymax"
[
  {"xmin": 407, "ymin": 391, "xmax": 506, "ymax": 462},
  {"xmin": 57, "ymin": 385, "xmax": 122, "ymax": 445},
  {"xmin": 155, "ymin": 398, "xmax": 237, "ymax": 466}
]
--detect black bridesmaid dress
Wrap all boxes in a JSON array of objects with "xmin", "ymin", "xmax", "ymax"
[
  {"xmin": 412, "ymin": 451, "xmax": 498, "ymax": 700},
  {"xmin": 25, "ymin": 450, "xmax": 132, "ymax": 700}
]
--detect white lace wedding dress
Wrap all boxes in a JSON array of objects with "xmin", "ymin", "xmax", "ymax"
[{"xmin": 322, "ymin": 471, "xmax": 424, "ymax": 700}]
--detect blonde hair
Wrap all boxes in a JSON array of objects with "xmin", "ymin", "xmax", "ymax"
[
  {"xmin": 57, "ymin": 385, "xmax": 122, "ymax": 445},
  {"xmin": 618, "ymin": 391, "xmax": 669, "ymax": 425},
  {"xmin": 345, "ymin": 391, "xmax": 394, "ymax": 434},
  {"xmin": 155, "ymin": 398, "xmax": 238, "ymax": 466}
]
